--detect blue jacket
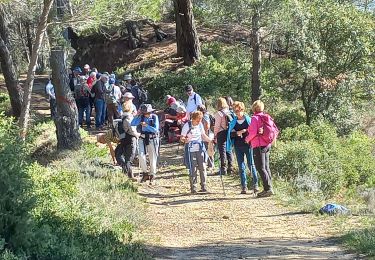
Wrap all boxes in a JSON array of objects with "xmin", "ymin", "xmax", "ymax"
[
  {"xmin": 131, "ymin": 114, "xmax": 159, "ymax": 134},
  {"xmin": 226, "ymin": 114, "xmax": 251, "ymax": 152}
]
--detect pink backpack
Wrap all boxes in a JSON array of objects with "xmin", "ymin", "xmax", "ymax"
[{"xmin": 258, "ymin": 113, "xmax": 279, "ymax": 144}]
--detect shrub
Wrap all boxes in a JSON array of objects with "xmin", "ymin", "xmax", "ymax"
[
  {"xmin": 342, "ymin": 226, "xmax": 375, "ymax": 257},
  {"xmin": 272, "ymin": 122, "xmax": 375, "ymax": 198},
  {"xmin": 0, "ymin": 113, "xmax": 35, "ymax": 254}
]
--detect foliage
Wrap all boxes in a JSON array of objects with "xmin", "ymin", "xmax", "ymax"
[
  {"xmin": 146, "ymin": 42, "xmax": 252, "ymax": 105},
  {"xmin": 272, "ymin": 122, "xmax": 375, "ymax": 197},
  {"xmin": 0, "ymin": 93, "xmax": 10, "ymax": 113},
  {"xmin": 342, "ymin": 225, "xmax": 375, "ymax": 257},
  {"xmin": 0, "ymin": 113, "xmax": 34, "ymax": 254},
  {"xmin": 282, "ymin": 0, "xmax": 375, "ymax": 124},
  {"xmin": 0, "ymin": 114, "xmax": 149, "ymax": 259}
]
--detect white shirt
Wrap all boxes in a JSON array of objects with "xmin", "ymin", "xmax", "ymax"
[
  {"xmin": 186, "ymin": 92, "xmax": 203, "ymax": 114},
  {"xmin": 181, "ymin": 122, "xmax": 204, "ymax": 152},
  {"xmin": 45, "ymin": 81, "xmax": 55, "ymax": 100},
  {"xmin": 113, "ymin": 85, "xmax": 122, "ymax": 102}
]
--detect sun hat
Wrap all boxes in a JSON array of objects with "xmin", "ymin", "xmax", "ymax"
[
  {"xmin": 73, "ymin": 67, "xmax": 82, "ymax": 73},
  {"xmin": 123, "ymin": 92, "xmax": 135, "ymax": 99},
  {"xmin": 140, "ymin": 104, "xmax": 155, "ymax": 114},
  {"xmin": 167, "ymin": 96, "xmax": 176, "ymax": 106}
]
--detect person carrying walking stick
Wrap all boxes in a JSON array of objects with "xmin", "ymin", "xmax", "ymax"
[{"xmin": 181, "ymin": 111, "xmax": 213, "ymax": 194}]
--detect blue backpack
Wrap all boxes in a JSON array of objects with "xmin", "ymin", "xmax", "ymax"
[{"xmin": 319, "ymin": 203, "xmax": 350, "ymax": 216}]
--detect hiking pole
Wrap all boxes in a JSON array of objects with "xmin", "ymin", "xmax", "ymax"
[{"xmin": 214, "ymin": 144, "xmax": 226, "ymax": 196}]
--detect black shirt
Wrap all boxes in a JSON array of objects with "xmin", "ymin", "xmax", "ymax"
[
  {"xmin": 164, "ymin": 107, "xmax": 177, "ymax": 116},
  {"xmin": 233, "ymin": 119, "xmax": 249, "ymax": 148}
]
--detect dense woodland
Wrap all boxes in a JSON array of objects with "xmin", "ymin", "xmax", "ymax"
[{"xmin": 0, "ymin": 0, "xmax": 374, "ymax": 259}]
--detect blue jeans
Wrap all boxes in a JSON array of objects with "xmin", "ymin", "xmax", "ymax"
[
  {"xmin": 95, "ymin": 99, "xmax": 106, "ymax": 127},
  {"xmin": 77, "ymin": 97, "xmax": 91, "ymax": 126},
  {"xmin": 234, "ymin": 145, "xmax": 258, "ymax": 188}
]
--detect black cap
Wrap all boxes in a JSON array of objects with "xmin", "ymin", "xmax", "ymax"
[{"xmin": 185, "ymin": 85, "xmax": 193, "ymax": 92}]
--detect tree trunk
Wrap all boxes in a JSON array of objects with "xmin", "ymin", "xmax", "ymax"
[
  {"xmin": 19, "ymin": 0, "xmax": 54, "ymax": 139},
  {"xmin": 50, "ymin": 49, "xmax": 81, "ymax": 150},
  {"xmin": 251, "ymin": 10, "xmax": 262, "ymax": 102},
  {"xmin": 25, "ymin": 21, "xmax": 33, "ymax": 56},
  {"xmin": 0, "ymin": 5, "xmax": 23, "ymax": 117},
  {"xmin": 173, "ymin": 0, "xmax": 184, "ymax": 56},
  {"xmin": 125, "ymin": 20, "xmax": 140, "ymax": 49},
  {"xmin": 174, "ymin": 0, "xmax": 200, "ymax": 65}
]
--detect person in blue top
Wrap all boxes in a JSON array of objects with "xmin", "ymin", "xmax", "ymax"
[
  {"xmin": 226, "ymin": 101, "xmax": 259, "ymax": 194},
  {"xmin": 131, "ymin": 104, "xmax": 159, "ymax": 184}
]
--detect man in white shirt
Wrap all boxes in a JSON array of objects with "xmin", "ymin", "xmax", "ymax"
[
  {"xmin": 185, "ymin": 85, "xmax": 203, "ymax": 116},
  {"xmin": 45, "ymin": 79, "xmax": 56, "ymax": 118}
]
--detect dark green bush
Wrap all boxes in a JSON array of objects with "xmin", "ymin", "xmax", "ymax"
[{"xmin": 272, "ymin": 122, "xmax": 375, "ymax": 197}]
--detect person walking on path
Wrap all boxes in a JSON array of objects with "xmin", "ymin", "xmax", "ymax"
[
  {"xmin": 92, "ymin": 74, "xmax": 108, "ymax": 129},
  {"xmin": 226, "ymin": 101, "xmax": 259, "ymax": 194},
  {"xmin": 246, "ymin": 100, "xmax": 277, "ymax": 198},
  {"xmin": 214, "ymin": 97, "xmax": 234, "ymax": 175},
  {"xmin": 185, "ymin": 85, "xmax": 203, "ymax": 116},
  {"xmin": 131, "ymin": 104, "xmax": 160, "ymax": 184},
  {"xmin": 105, "ymin": 77, "xmax": 121, "ymax": 127},
  {"xmin": 181, "ymin": 111, "xmax": 213, "ymax": 194},
  {"xmin": 115, "ymin": 102, "xmax": 140, "ymax": 181}
]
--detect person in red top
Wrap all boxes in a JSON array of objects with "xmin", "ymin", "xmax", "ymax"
[
  {"xmin": 246, "ymin": 100, "xmax": 274, "ymax": 198},
  {"xmin": 87, "ymin": 71, "xmax": 97, "ymax": 89}
]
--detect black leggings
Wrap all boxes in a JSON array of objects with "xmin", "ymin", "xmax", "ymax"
[
  {"xmin": 115, "ymin": 135, "xmax": 137, "ymax": 178},
  {"xmin": 217, "ymin": 130, "xmax": 233, "ymax": 172},
  {"xmin": 253, "ymin": 145, "xmax": 272, "ymax": 191}
]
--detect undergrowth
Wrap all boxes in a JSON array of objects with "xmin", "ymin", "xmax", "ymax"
[{"xmin": 0, "ymin": 114, "xmax": 150, "ymax": 259}]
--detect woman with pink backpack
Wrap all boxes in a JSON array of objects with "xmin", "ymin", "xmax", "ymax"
[{"xmin": 246, "ymin": 100, "xmax": 279, "ymax": 198}]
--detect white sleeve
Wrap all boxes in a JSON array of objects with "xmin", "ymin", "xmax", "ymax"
[
  {"xmin": 181, "ymin": 123, "xmax": 189, "ymax": 136},
  {"xmin": 196, "ymin": 94, "xmax": 203, "ymax": 106}
]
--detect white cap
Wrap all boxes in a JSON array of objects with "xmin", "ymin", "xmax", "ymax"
[{"xmin": 123, "ymin": 92, "xmax": 135, "ymax": 99}]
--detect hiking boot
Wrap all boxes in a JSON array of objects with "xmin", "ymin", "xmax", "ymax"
[
  {"xmin": 227, "ymin": 167, "xmax": 234, "ymax": 175},
  {"xmin": 149, "ymin": 175, "xmax": 155, "ymax": 185},
  {"xmin": 140, "ymin": 173, "xmax": 149, "ymax": 183},
  {"xmin": 241, "ymin": 187, "xmax": 247, "ymax": 194},
  {"xmin": 199, "ymin": 188, "xmax": 208, "ymax": 193},
  {"xmin": 257, "ymin": 190, "xmax": 274, "ymax": 198}
]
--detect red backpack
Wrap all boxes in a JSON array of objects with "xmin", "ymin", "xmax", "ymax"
[{"xmin": 258, "ymin": 113, "xmax": 279, "ymax": 145}]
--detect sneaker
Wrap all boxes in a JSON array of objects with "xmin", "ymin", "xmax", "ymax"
[
  {"xmin": 227, "ymin": 168, "xmax": 234, "ymax": 175},
  {"xmin": 199, "ymin": 188, "xmax": 208, "ymax": 193},
  {"xmin": 241, "ymin": 187, "xmax": 247, "ymax": 194},
  {"xmin": 140, "ymin": 173, "xmax": 149, "ymax": 183},
  {"xmin": 191, "ymin": 189, "xmax": 198, "ymax": 194},
  {"xmin": 257, "ymin": 190, "xmax": 274, "ymax": 198}
]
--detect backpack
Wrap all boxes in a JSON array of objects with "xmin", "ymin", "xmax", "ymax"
[
  {"xmin": 74, "ymin": 83, "xmax": 89, "ymax": 99},
  {"xmin": 258, "ymin": 113, "xmax": 279, "ymax": 144},
  {"xmin": 113, "ymin": 118, "xmax": 126, "ymax": 140},
  {"xmin": 105, "ymin": 84, "xmax": 117, "ymax": 104},
  {"xmin": 319, "ymin": 204, "xmax": 350, "ymax": 216},
  {"xmin": 208, "ymin": 113, "xmax": 215, "ymax": 133},
  {"xmin": 137, "ymin": 85, "xmax": 148, "ymax": 104}
]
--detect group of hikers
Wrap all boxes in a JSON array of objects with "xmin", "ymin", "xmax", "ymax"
[{"xmin": 46, "ymin": 64, "xmax": 279, "ymax": 198}]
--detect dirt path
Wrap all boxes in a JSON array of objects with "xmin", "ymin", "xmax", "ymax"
[
  {"xmin": 138, "ymin": 143, "xmax": 360, "ymax": 259},
  {"xmin": 25, "ymin": 80, "xmax": 360, "ymax": 259}
]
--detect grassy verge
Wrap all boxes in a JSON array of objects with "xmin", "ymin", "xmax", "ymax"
[
  {"xmin": 1, "ymin": 117, "xmax": 151, "ymax": 259},
  {"xmin": 342, "ymin": 222, "xmax": 375, "ymax": 257}
]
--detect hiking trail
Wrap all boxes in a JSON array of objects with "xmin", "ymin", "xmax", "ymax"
[{"xmin": 27, "ymin": 79, "xmax": 361, "ymax": 259}]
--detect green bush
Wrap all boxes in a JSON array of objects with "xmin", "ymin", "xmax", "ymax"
[
  {"xmin": 272, "ymin": 122, "xmax": 375, "ymax": 197},
  {"xmin": 146, "ymin": 42, "xmax": 252, "ymax": 104},
  {"xmin": 0, "ymin": 113, "xmax": 35, "ymax": 254},
  {"xmin": 342, "ymin": 226, "xmax": 375, "ymax": 257}
]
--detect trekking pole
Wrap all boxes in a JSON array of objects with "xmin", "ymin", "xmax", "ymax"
[{"xmin": 214, "ymin": 144, "xmax": 226, "ymax": 196}]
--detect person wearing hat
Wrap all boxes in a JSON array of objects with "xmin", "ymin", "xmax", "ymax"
[
  {"xmin": 131, "ymin": 104, "xmax": 160, "ymax": 184},
  {"xmin": 163, "ymin": 95, "xmax": 179, "ymax": 140},
  {"xmin": 122, "ymin": 92, "xmax": 137, "ymax": 116},
  {"xmin": 185, "ymin": 85, "xmax": 203, "ymax": 116},
  {"xmin": 83, "ymin": 64, "xmax": 90, "ymax": 77},
  {"xmin": 115, "ymin": 102, "xmax": 140, "ymax": 181},
  {"xmin": 69, "ymin": 67, "xmax": 82, "ymax": 92},
  {"xmin": 74, "ymin": 76, "xmax": 92, "ymax": 128}
]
